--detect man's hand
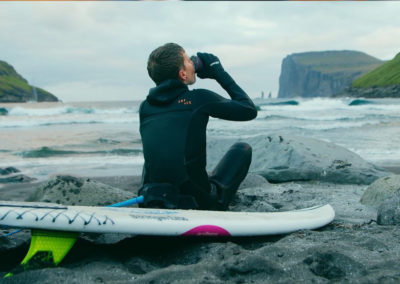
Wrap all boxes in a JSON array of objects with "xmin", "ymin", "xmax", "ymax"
[{"xmin": 196, "ymin": 52, "xmax": 225, "ymax": 80}]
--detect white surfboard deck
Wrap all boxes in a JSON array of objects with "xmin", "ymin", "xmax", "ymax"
[{"xmin": 0, "ymin": 201, "xmax": 335, "ymax": 236}]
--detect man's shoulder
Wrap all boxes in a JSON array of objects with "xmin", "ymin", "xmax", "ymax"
[
  {"xmin": 189, "ymin": 88, "xmax": 225, "ymax": 104},
  {"xmin": 138, "ymin": 99, "xmax": 149, "ymax": 114},
  {"xmin": 139, "ymin": 99, "xmax": 146, "ymax": 108},
  {"xmin": 190, "ymin": 88, "xmax": 215, "ymax": 95}
]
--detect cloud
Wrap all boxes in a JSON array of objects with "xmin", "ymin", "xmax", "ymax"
[
  {"xmin": 1, "ymin": 2, "xmax": 400, "ymax": 101},
  {"xmin": 355, "ymin": 27, "xmax": 400, "ymax": 60},
  {"xmin": 44, "ymin": 80, "xmax": 147, "ymax": 102}
]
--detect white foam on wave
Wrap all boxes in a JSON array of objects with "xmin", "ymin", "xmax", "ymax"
[
  {"xmin": 261, "ymin": 97, "xmax": 400, "ymax": 112},
  {"xmin": 5, "ymin": 154, "xmax": 143, "ymax": 167},
  {"xmin": 291, "ymin": 121, "xmax": 376, "ymax": 131},
  {"xmin": 349, "ymin": 148, "xmax": 400, "ymax": 165},
  {"xmin": 354, "ymin": 103, "xmax": 400, "ymax": 113},
  {"xmin": 258, "ymin": 97, "xmax": 400, "ymax": 124},
  {"xmin": 299, "ymin": 98, "xmax": 349, "ymax": 110},
  {"xmin": 260, "ymin": 98, "xmax": 348, "ymax": 111},
  {"xmin": 7, "ymin": 106, "xmax": 138, "ymax": 117},
  {"xmin": 0, "ymin": 115, "xmax": 140, "ymax": 128}
]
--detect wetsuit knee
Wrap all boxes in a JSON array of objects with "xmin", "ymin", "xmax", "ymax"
[{"xmin": 230, "ymin": 142, "xmax": 252, "ymax": 154}]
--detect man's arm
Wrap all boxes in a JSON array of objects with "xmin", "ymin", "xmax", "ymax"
[{"xmin": 195, "ymin": 52, "xmax": 257, "ymax": 121}]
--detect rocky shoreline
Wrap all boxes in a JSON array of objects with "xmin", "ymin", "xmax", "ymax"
[
  {"xmin": 1, "ymin": 134, "xmax": 400, "ymax": 283},
  {"xmin": 335, "ymin": 85, "xmax": 400, "ymax": 98}
]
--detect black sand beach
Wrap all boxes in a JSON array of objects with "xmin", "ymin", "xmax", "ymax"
[{"xmin": 1, "ymin": 163, "xmax": 400, "ymax": 283}]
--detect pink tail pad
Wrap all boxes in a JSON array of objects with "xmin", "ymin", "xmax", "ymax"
[{"xmin": 182, "ymin": 225, "xmax": 231, "ymax": 236}]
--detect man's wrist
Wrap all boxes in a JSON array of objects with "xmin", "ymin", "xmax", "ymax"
[{"xmin": 215, "ymin": 70, "xmax": 235, "ymax": 87}]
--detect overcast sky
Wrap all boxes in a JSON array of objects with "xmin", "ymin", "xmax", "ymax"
[{"xmin": 1, "ymin": 2, "xmax": 400, "ymax": 102}]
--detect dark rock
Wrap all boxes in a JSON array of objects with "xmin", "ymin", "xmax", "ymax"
[
  {"xmin": 336, "ymin": 85, "xmax": 400, "ymax": 98},
  {"xmin": 304, "ymin": 250, "xmax": 367, "ymax": 280},
  {"xmin": 0, "ymin": 174, "xmax": 36, "ymax": 184},
  {"xmin": 377, "ymin": 196, "xmax": 400, "ymax": 225},
  {"xmin": 217, "ymin": 254, "xmax": 282, "ymax": 282},
  {"xmin": 360, "ymin": 175, "xmax": 400, "ymax": 209},
  {"xmin": 124, "ymin": 257, "xmax": 157, "ymax": 275},
  {"xmin": 0, "ymin": 167, "xmax": 20, "ymax": 175},
  {"xmin": 28, "ymin": 175, "xmax": 134, "ymax": 206},
  {"xmin": 0, "ymin": 228, "xmax": 30, "ymax": 253},
  {"xmin": 359, "ymin": 238, "xmax": 389, "ymax": 252},
  {"xmin": 0, "ymin": 228, "xmax": 30, "ymax": 272},
  {"xmin": 81, "ymin": 233, "xmax": 133, "ymax": 245},
  {"xmin": 208, "ymin": 135, "xmax": 388, "ymax": 184}
]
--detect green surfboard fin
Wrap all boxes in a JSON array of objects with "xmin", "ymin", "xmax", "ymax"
[{"xmin": 4, "ymin": 229, "xmax": 79, "ymax": 278}]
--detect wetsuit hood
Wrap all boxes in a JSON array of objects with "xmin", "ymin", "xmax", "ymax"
[{"xmin": 147, "ymin": 79, "xmax": 188, "ymax": 106}]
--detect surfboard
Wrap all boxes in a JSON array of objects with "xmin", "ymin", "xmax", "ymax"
[{"xmin": 0, "ymin": 201, "xmax": 335, "ymax": 236}]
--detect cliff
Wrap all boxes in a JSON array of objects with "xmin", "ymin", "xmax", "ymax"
[
  {"xmin": 0, "ymin": 60, "xmax": 58, "ymax": 103},
  {"xmin": 278, "ymin": 51, "xmax": 383, "ymax": 98}
]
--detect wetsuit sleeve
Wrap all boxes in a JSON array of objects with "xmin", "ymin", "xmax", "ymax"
[
  {"xmin": 184, "ymin": 74, "xmax": 256, "ymax": 200},
  {"xmin": 194, "ymin": 71, "xmax": 257, "ymax": 121}
]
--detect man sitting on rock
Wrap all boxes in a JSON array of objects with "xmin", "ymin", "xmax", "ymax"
[{"xmin": 138, "ymin": 43, "xmax": 257, "ymax": 210}]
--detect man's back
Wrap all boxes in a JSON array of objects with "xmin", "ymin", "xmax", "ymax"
[
  {"xmin": 139, "ymin": 80, "xmax": 193, "ymax": 185},
  {"xmin": 140, "ymin": 77, "xmax": 257, "ymax": 198}
]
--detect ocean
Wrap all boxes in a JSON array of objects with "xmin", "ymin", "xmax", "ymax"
[{"xmin": 0, "ymin": 97, "xmax": 399, "ymax": 184}]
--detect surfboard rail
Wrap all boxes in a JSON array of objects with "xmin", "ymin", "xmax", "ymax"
[{"xmin": 0, "ymin": 201, "xmax": 335, "ymax": 236}]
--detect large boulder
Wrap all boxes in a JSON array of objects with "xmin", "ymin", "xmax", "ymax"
[
  {"xmin": 28, "ymin": 175, "xmax": 134, "ymax": 206},
  {"xmin": 360, "ymin": 175, "xmax": 400, "ymax": 209},
  {"xmin": 377, "ymin": 196, "xmax": 400, "ymax": 225},
  {"xmin": 207, "ymin": 135, "xmax": 388, "ymax": 184}
]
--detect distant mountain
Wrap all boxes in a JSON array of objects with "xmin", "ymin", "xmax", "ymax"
[
  {"xmin": 336, "ymin": 52, "xmax": 400, "ymax": 98},
  {"xmin": 278, "ymin": 50, "xmax": 384, "ymax": 98},
  {"xmin": 0, "ymin": 60, "xmax": 58, "ymax": 103}
]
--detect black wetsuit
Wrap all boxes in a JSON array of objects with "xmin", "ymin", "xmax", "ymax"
[{"xmin": 139, "ymin": 70, "xmax": 257, "ymax": 209}]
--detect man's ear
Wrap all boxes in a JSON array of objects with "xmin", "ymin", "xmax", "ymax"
[{"xmin": 178, "ymin": 69, "xmax": 187, "ymax": 82}]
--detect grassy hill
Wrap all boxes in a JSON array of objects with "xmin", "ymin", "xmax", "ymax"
[
  {"xmin": 352, "ymin": 52, "xmax": 400, "ymax": 88},
  {"xmin": 292, "ymin": 50, "xmax": 383, "ymax": 74},
  {"xmin": 0, "ymin": 60, "xmax": 58, "ymax": 102}
]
